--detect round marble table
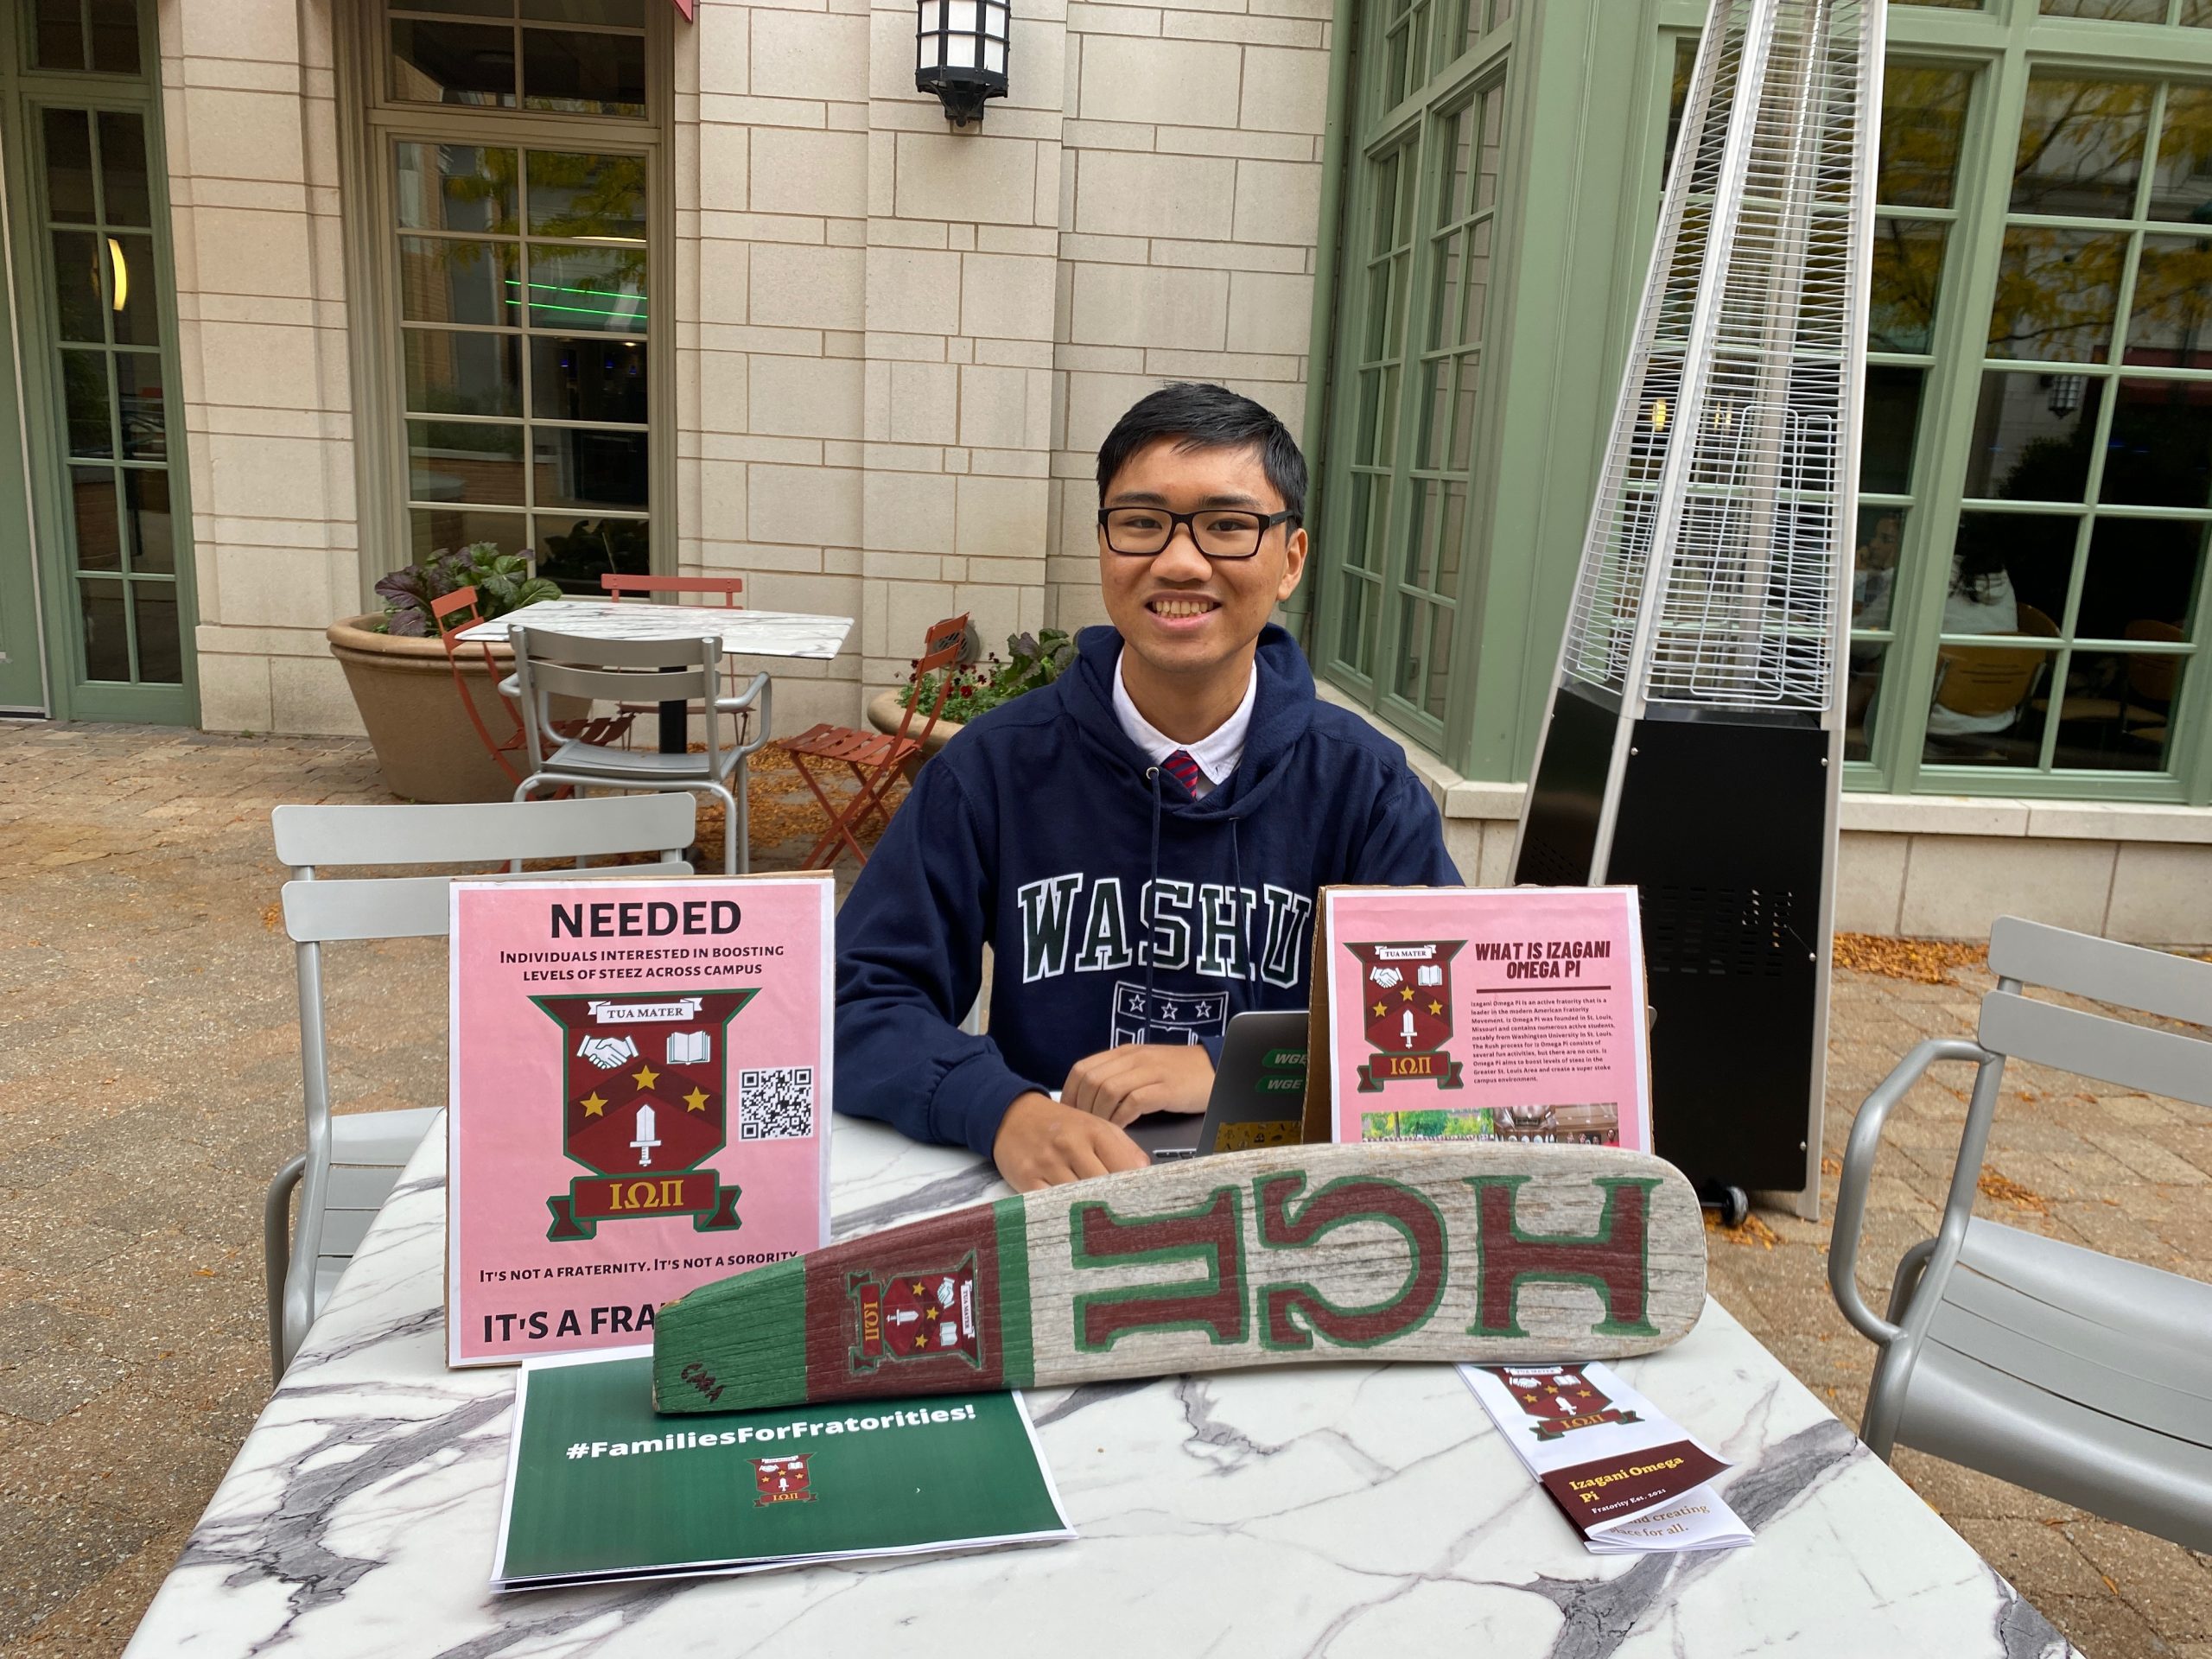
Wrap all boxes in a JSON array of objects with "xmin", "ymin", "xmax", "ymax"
[{"xmin": 126, "ymin": 1118, "xmax": 2079, "ymax": 1657}]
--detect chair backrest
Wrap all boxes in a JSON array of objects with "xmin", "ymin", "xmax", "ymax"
[
  {"xmin": 427, "ymin": 585, "xmax": 527, "ymax": 777},
  {"xmin": 431, "ymin": 585, "xmax": 485, "ymax": 643},
  {"xmin": 271, "ymin": 795, "xmax": 696, "ymax": 1359},
  {"xmin": 891, "ymin": 612, "xmax": 973, "ymax": 749},
  {"xmin": 1979, "ymin": 917, "xmax": 2212, "ymax": 1108},
  {"xmin": 1933, "ymin": 642, "xmax": 2042, "ymax": 716},
  {"xmin": 601, "ymin": 573, "xmax": 746, "ymax": 609},
  {"xmin": 508, "ymin": 625, "xmax": 726, "ymax": 770},
  {"xmin": 2125, "ymin": 620, "xmax": 2183, "ymax": 702}
]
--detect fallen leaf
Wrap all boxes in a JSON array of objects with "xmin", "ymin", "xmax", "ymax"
[
  {"xmin": 1833, "ymin": 933, "xmax": 1988, "ymax": 984},
  {"xmin": 1977, "ymin": 1170, "xmax": 2050, "ymax": 1214}
]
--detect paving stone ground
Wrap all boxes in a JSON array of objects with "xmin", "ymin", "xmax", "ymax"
[{"xmin": 2, "ymin": 721, "xmax": 2208, "ymax": 1657}]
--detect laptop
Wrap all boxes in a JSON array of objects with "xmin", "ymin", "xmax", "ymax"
[{"xmin": 1124, "ymin": 1010, "xmax": 1311, "ymax": 1163}]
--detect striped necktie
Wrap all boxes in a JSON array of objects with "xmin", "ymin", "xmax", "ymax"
[{"xmin": 1160, "ymin": 747, "xmax": 1204, "ymax": 797}]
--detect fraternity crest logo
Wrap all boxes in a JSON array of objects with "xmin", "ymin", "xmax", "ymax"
[
  {"xmin": 753, "ymin": 1454, "xmax": 816, "ymax": 1506},
  {"xmin": 849, "ymin": 1255, "xmax": 982, "ymax": 1373},
  {"xmin": 533, "ymin": 990, "xmax": 757, "ymax": 1241},
  {"xmin": 1494, "ymin": 1363, "xmax": 1643, "ymax": 1441},
  {"xmin": 1345, "ymin": 940, "xmax": 1465, "ymax": 1091}
]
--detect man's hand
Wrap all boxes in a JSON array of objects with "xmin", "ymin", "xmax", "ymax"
[
  {"xmin": 992, "ymin": 1093, "xmax": 1150, "ymax": 1192},
  {"xmin": 1062, "ymin": 1043, "xmax": 1215, "ymax": 1127}
]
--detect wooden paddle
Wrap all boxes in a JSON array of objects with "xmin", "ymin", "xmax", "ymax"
[{"xmin": 653, "ymin": 1144, "xmax": 1706, "ymax": 1413}]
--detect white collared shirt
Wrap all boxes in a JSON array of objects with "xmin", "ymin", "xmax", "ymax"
[{"xmin": 1111, "ymin": 651, "xmax": 1257, "ymax": 799}]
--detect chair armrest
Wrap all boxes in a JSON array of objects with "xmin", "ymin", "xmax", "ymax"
[
  {"xmin": 716, "ymin": 674, "xmax": 773, "ymax": 762},
  {"xmin": 498, "ymin": 673, "xmax": 519, "ymax": 701},
  {"xmin": 711, "ymin": 671, "xmax": 771, "ymax": 714},
  {"xmin": 1829, "ymin": 1037, "xmax": 1988, "ymax": 1345}
]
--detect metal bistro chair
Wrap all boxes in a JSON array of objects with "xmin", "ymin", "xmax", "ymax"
[
  {"xmin": 1829, "ymin": 916, "xmax": 2212, "ymax": 1550},
  {"xmin": 265, "ymin": 793, "xmax": 696, "ymax": 1380},
  {"xmin": 510, "ymin": 625, "xmax": 771, "ymax": 874}
]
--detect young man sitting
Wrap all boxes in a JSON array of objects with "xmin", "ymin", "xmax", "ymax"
[{"xmin": 834, "ymin": 383, "xmax": 1461, "ymax": 1190}]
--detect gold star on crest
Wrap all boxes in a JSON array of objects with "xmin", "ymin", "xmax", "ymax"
[
  {"xmin": 925, "ymin": 1306, "xmax": 940, "ymax": 1319},
  {"xmin": 1427, "ymin": 1000, "xmax": 1443, "ymax": 1015},
  {"xmin": 912, "ymin": 1281, "xmax": 928, "ymax": 1295},
  {"xmin": 632, "ymin": 1063, "xmax": 659, "ymax": 1090},
  {"xmin": 581, "ymin": 1091, "xmax": 607, "ymax": 1118},
  {"xmin": 683, "ymin": 1086, "xmax": 710, "ymax": 1113},
  {"xmin": 1399, "ymin": 986, "xmax": 1415, "ymax": 1001},
  {"xmin": 1371, "ymin": 1001, "xmax": 1386, "ymax": 1018}
]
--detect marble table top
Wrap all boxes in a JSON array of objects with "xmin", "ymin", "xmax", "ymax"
[
  {"xmin": 129, "ymin": 1119, "xmax": 2080, "ymax": 1658},
  {"xmin": 456, "ymin": 599, "xmax": 855, "ymax": 661}
]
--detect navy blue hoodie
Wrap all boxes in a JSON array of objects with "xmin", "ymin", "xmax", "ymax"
[{"xmin": 833, "ymin": 624, "xmax": 1462, "ymax": 1157}]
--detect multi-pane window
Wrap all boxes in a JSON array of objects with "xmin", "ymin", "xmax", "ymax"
[
  {"xmin": 39, "ymin": 103, "xmax": 180, "ymax": 685},
  {"xmin": 1662, "ymin": 7, "xmax": 2212, "ymax": 796},
  {"xmin": 1319, "ymin": 0, "xmax": 1511, "ymax": 746},
  {"xmin": 374, "ymin": 0, "xmax": 654, "ymax": 590},
  {"xmin": 1903, "ymin": 70, "xmax": 2208, "ymax": 776},
  {"xmin": 395, "ymin": 143, "xmax": 650, "ymax": 585},
  {"xmin": 29, "ymin": 0, "xmax": 141, "ymax": 73},
  {"xmin": 390, "ymin": 0, "xmax": 645, "ymax": 118}
]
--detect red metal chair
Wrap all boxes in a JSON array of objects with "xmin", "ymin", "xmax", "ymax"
[
  {"xmin": 432, "ymin": 587, "xmax": 632, "ymax": 784},
  {"xmin": 600, "ymin": 573, "xmax": 747, "ymax": 607},
  {"xmin": 599, "ymin": 573, "xmax": 756, "ymax": 752},
  {"xmin": 780, "ymin": 613, "xmax": 969, "ymax": 868}
]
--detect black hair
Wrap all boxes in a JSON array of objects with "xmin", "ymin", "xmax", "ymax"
[
  {"xmin": 1096, "ymin": 382, "xmax": 1306, "ymax": 524},
  {"xmin": 1951, "ymin": 528, "xmax": 2011, "ymax": 605}
]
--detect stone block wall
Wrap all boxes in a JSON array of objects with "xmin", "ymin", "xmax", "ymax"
[{"xmin": 161, "ymin": 0, "xmax": 359, "ymax": 734}]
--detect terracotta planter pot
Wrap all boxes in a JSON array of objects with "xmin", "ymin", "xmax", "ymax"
[
  {"xmin": 865, "ymin": 689, "xmax": 965, "ymax": 782},
  {"xmin": 327, "ymin": 613, "xmax": 545, "ymax": 804}
]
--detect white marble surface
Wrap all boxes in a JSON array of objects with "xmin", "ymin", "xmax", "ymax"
[
  {"xmin": 456, "ymin": 600, "xmax": 855, "ymax": 661},
  {"xmin": 129, "ymin": 1121, "xmax": 2080, "ymax": 1658}
]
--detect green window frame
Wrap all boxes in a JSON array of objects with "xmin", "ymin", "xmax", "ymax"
[
  {"xmin": 1649, "ymin": 0, "xmax": 2212, "ymax": 804},
  {"xmin": 1306, "ymin": 0, "xmax": 2212, "ymax": 808},
  {"xmin": 1838, "ymin": 0, "xmax": 2212, "ymax": 804},
  {"xmin": 1307, "ymin": 0, "xmax": 1518, "ymax": 756}
]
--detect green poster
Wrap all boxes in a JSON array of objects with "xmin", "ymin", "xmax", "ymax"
[{"xmin": 494, "ymin": 1348, "xmax": 1073, "ymax": 1589}]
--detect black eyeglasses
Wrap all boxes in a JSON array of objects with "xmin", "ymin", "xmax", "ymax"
[{"xmin": 1098, "ymin": 506, "xmax": 1300, "ymax": 560}]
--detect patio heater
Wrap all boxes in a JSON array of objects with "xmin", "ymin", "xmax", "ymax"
[{"xmin": 1510, "ymin": 0, "xmax": 1885, "ymax": 1224}]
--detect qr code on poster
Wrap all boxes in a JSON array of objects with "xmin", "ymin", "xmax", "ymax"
[{"xmin": 739, "ymin": 1067, "xmax": 815, "ymax": 1140}]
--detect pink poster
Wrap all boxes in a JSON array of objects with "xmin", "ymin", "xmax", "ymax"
[
  {"xmin": 1320, "ymin": 886, "xmax": 1652, "ymax": 1154},
  {"xmin": 446, "ymin": 874, "xmax": 835, "ymax": 1367}
]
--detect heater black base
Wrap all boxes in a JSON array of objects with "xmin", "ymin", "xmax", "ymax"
[{"xmin": 1516, "ymin": 689, "xmax": 1828, "ymax": 1200}]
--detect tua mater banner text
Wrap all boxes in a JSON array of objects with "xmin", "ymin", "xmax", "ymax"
[{"xmin": 448, "ymin": 874, "xmax": 834, "ymax": 1367}]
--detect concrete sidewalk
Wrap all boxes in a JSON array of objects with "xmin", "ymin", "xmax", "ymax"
[{"xmin": 2, "ymin": 721, "xmax": 2207, "ymax": 1657}]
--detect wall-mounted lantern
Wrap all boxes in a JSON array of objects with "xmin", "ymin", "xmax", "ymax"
[{"xmin": 916, "ymin": 0, "xmax": 1007, "ymax": 130}]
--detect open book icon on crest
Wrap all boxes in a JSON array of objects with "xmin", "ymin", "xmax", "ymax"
[{"xmin": 667, "ymin": 1030, "xmax": 711, "ymax": 1065}]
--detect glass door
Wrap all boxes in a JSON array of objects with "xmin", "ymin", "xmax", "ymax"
[
  {"xmin": 35, "ymin": 102, "xmax": 182, "ymax": 694},
  {"xmin": 3, "ymin": 0, "xmax": 195, "ymax": 723}
]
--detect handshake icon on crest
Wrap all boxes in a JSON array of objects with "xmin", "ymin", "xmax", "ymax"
[{"xmin": 576, "ymin": 1033, "xmax": 641, "ymax": 1071}]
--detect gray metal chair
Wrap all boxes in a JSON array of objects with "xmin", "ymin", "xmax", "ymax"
[
  {"xmin": 508, "ymin": 625, "xmax": 771, "ymax": 874},
  {"xmin": 264, "ymin": 793, "xmax": 696, "ymax": 1380},
  {"xmin": 1829, "ymin": 915, "xmax": 2212, "ymax": 1550}
]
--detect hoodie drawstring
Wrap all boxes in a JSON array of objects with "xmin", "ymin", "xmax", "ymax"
[{"xmin": 1144, "ymin": 764, "xmax": 1162, "ymax": 1045}]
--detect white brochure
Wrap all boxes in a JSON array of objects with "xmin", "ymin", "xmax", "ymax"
[{"xmin": 1461, "ymin": 1360, "xmax": 1753, "ymax": 1555}]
